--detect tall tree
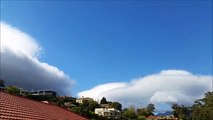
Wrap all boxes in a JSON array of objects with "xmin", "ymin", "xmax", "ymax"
[
  {"xmin": 100, "ymin": 97, "xmax": 107, "ymax": 104},
  {"xmin": 137, "ymin": 108, "xmax": 149, "ymax": 117},
  {"xmin": 122, "ymin": 107, "xmax": 137, "ymax": 120},
  {"xmin": 145, "ymin": 103, "xmax": 155, "ymax": 116},
  {"xmin": 192, "ymin": 91, "xmax": 213, "ymax": 120},
  {"xmin": 172, "ymin": 104, "xmax": 192, "ymax": 120},
  {"xmin": 146, "ymin": 103, "xmax": 155, "ymax": 113},
  {"xmin": 110, "ymin": 102, "xmax": 122, "ymax": 111}
]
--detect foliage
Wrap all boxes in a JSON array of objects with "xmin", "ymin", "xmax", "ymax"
[
  {"xmin": 122, "ymin": 104, "xmax": 155, "ymax": 119},
  {"xmin": 122, "ymin": 107, "xmax": 137, "ymax": 120},
  {"xmin": 6, "ymin": 86, "xmax": 20, "ymax": 95},
  {"xmin": 146, "ymin": 103, "xmax": 155, "ymax": 113},
  {"xmin": 100, "ymin": 97, "xmax": 108, "ymax": 104},
  {"xmin": 137, "ymin": 115, "xmax": 146, "ymax": 120},
  {"xmin": 171, "ymin": 91, "xmax": 213, "ymax": 120},
  {"xmin": 55, "ymin": 96, "xmax": 77, "ymax": 106},
  {"xmin": 71, "ymin": 99, "xmax": 100, "ymax": 119},
  {"xmin": 191, "ymin": 91, "xmax": 213, "ymax": 120},
  {"xmin": 136, "ymin": 103, "xmax": 155, "ymax": 117},
  {"xmin": 81, "ymin": 99, "xmax": 99, "ymax": 111},
  {"xmin": 61, "ymin": 96, "xmax": 76, "ymax": 103},
  {"xmin": 109, "ymin": 102, "xmax": 122, "ymax": 111},
  {"xmin": 171, "ymin": 104, "xmax": 192, "ymax": 120},
  {"xmin": 137, "ymin": 108, "xmax": 149, "ymax": 117}
]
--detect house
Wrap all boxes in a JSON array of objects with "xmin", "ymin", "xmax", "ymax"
[
  {"xmin": 64, "ymin": 102, "xmax": 76, "ymax": 107},
  {"xmin": 146, "ymin": 115, "xmax": 158, "ymax": 120},
  {"xmin": 0, "ymin": 91, "xmax": 88, "ymax": 120},
  {"xmin": 28, "ymin": 90, "xmax": 57, "ymax": 97},
  {"xmin": 19, "ymin": 88, "xmax": 28, "ymax": 95},
  {"xmin": 100, "ymin": 103, "xmax": 111, "ymax": 108},
  {"xmin": 95, "ymin": 108, "xmax": 120, "ymax": 118},
  {"xmin": 164, "ymin": 115, "xmax": 178, "ymax": 120},
  {"xmin": 76, "ymin": 97, "xmax": 93, "ymax": 104}
]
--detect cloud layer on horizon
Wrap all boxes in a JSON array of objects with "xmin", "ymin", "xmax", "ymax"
[
  {"xmin": 1, "ymin": 22, "xmax": 74, "ymax": 95},
  {"xmin": 78, "ymin": 70, "xmax": 212, "ymax": 112}
]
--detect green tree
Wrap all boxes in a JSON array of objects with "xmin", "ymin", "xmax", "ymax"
[
  {"xmin": 82, "ymin": 100, "xmax": 99, "ymax": 111},
  {"xmin": 136, "ymin": 104, "xmax": 155, "ymax": 117},
  {"xmin": 122, "ymin": 106, "xmax": 137, "ymax": 120},
  {"xmin": 71, "ymin": 99, "xmax": 99, "ymax": 119},
  {"xmin": 110, "ymin": 102, "xmax": 122, "ymax": 111},
  {"xmin": 0, "ymin": 79, "xmax": 5, "ymax": 87},
  {"xmin": 137, "ymin": 115, "xmax": 146, "ymax": 120},
  {"xmin": 172, "ymin": 104, "xmax": 180, "ymax": 118},
  {"xmin": 171, "ymin": 104, "xmax": 192, "ymax": 120},
  {"xmin": 62, "ymin": 96, "xmax": 76, "ymax": 103},
  {"xmin": 146, "ymin": 103, "xmax": 155, "ymax": 113},
  {"xmin": 137, "ymin": 108, "xmax": 149, "ymax": 117},
  {"xmin": 192, "ymin": 91, "xmax": 213, "ymax": 120},
  {"xmin": 100, "ymin": 97, "xmax": 108, "ymax": 104},
  {"xmin": 6, "ymin": 86, "xmax": 20, "ymax": 95}
]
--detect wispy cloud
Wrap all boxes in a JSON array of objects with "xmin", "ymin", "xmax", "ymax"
[
  {"xmin": 78, "ymin": 70, "xmax": 212, "ymax": 112},
  {"xmin": 1, "ymin": 22, "xmax": 74, "ymax": 95}
]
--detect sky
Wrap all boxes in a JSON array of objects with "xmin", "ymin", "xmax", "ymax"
[{"xmin": 1, "ymin": 0, "xmax": 212, "ymax": 112}]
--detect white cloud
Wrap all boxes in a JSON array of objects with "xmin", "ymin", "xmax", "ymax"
[
  {"xmin": 1, "ymin": 22, "xmax": 74, "ymax": 95},
  {"xmin": 78, "ymin": 83, "xmax": 127, "ymax": 99},
  {"xmin": 1, "ymin": 22, "xmax": 41, "ymax": 57},
  {"xmin": 78, "ymin": 70, "xmax": 212, "ymax": 112}
]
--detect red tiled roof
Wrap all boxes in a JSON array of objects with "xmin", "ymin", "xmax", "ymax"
[{"xmin": 0, "ymin": 91, "xmax": 88, "ymax": 120}]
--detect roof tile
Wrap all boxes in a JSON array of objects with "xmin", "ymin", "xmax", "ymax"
[{"xmin": 0, "ymin": 92, "xmax": 88, "ymax": 120}]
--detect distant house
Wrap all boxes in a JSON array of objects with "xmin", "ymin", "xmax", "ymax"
[
  {"xmin": 95, "ymin": 108, "xmax": 120, "ymax": 118},
  {"xmin": 64, "ymin": 102, "xmax": 76, "ymax": 107},
  {"xmin": 28, "ymin": 90, "xmax": 57, "ymax": 97},
  {"xmin": 100, "ymin": 104, "xmax": 111, "ymax": 108},
  {"xmin": 146, "ymin": 115, "xmax": 158, "ymax": 120},
  {"xmin": 76, "ymin": 97, "xmax": 93, "ymax": 104},
  {"xmin": 19, "ymin": 88, "xmax": 28, "ymax": 95},
  {"xmin": 164, "ymin": 115, "xmax": 178, "ymax": 120}
]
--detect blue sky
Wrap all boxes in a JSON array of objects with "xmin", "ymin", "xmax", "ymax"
[{"xmin": 1, "ymin": 0, "xmax": 212, "ymax": 97}]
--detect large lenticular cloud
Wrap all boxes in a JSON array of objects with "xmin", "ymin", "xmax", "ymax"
[
  {"xmin": 0, "ymin": 22, "xmax": 74, "ymax": 95},
  {"xmin": 78, "ymin": 70, "xmax": 212, "ymax": 112}
]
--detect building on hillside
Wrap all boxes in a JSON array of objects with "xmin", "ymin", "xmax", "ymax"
[
  {"xmin": 0, "ymin": 91, "xmax": 87, "ymax": 120},
  {"xmin": 64, "ymin": 102, "xmax": 76, "ymax": 107},
  {"xmin": 76, "ymin": 97, "xmax": 93, "ymax": 104},
  {"xmin": 19, "ymin": 88, "xmax": 28, "ymax": 96},
  {"xmin": 28, "ymin": 90, "xmax": 57, "ymax": 97},
  {"xmin": 100, "ymin": 103, "xmax": 111, "ymax": 108},
  {"xmin": 95, "ymin": 108, "xmax": 120, "ymax": 118},
  {"xmin": 146, "ymin": 115, "xmax": 158, "ymax": 120},
  {"xmin": 0, "ymin": 86, "xmax": 57, "ymax": 97},
  {"xmin": 163, "ymin": 115, "xmax": 178, "ymax": 120}
]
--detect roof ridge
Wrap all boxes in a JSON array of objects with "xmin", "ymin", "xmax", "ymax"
[{"xmin": 0, "ymin": 91, "xmax": 88, "ymax": 120}]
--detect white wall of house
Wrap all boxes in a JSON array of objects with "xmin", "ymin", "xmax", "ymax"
[{"xmin": 95, "ymin": 108, "xmax": 120, "ymax": 117}]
